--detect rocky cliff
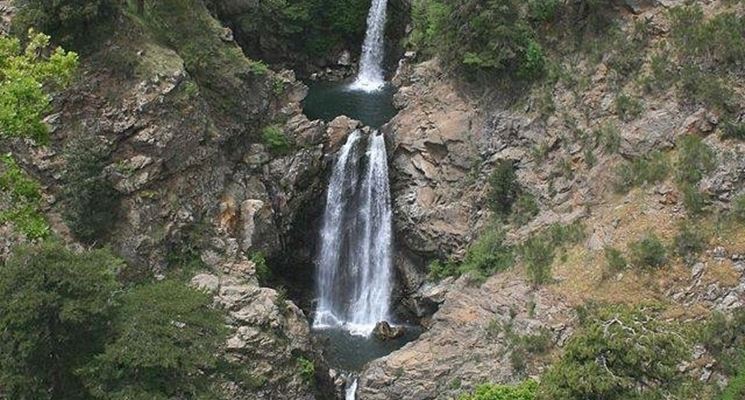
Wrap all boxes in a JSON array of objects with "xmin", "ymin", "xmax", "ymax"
[{"xmin": 357, "ymin": 0, "xmax": 745, "ymax": 397}]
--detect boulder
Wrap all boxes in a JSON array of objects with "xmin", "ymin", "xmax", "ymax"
[{"xmin": 373, "ymin": 321, "xmax": 405, "ymax": 341}]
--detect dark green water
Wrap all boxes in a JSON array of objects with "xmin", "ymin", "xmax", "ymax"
[
  {"xmin": 302, "ymin": 80, "xmax": 397, "ymax": 129},
  {"xmin": 314, "ymin": 325, "xmax": 423, "ymax": 371}
]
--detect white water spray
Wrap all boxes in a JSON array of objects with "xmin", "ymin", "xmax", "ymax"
[
  {"xmin": 314, "ymin": 131, "xmax": 393, "ymax": 337},
  {"xmin": 349, "ymin": 0, "xmax": 389, "ymax": 92}
]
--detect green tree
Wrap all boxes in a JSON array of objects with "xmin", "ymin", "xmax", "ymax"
[
  {"xmin": 0, "ymin": 31, "xmax": 78, "ymax": 143},
  {"xmin": 0, "ymin": 242, "xmax": 121, "ymax": 400},
  {"xmin": 538, "ymin": 305, "xmax": 688, "ymax": 400},
  {"xmin": 460, "ymin": 379, "xmax": 538, "ymax": 400},
  {"xmin": 13, "ymin": 0, "xmax": 114, "ymax": 47},
  {"xmin": 62, "ymin": 134, "xmax": 120, "ymax": 244},
  {"xmin": 488, "ymin": 160, "xmax": 520, "ymax": 217},
  {"xmin": 81, "ymin": 280, "xmax": 228, "ymax": 399}
]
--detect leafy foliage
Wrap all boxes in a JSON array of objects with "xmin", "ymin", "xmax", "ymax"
[
  {"xmin": 520, "ymin": 222, "xmax": 585, "ymax": 286},
  {"xmin": 629, "ymin": 233, "xmax": 667, "ymax": 269},
  {"xmin": 488, "ymin": 160, "xmax": 520, "ymax": 218},
  {"xmin": 296, "ymin": 357, "xmax": 315, "ymax": 384},
  {"xmin": 603, "ymin": 247, "xmax": 627, "ymax": 273},
  {"xmin": 0, "ymin": 154, "xmax": 50, "ymax": 239},
  {"xmin": 459, "ymin": 379, "xmax": 538, "ymax": 400},
  {"xmin": 537, "ymin": 305, "xmax": 688, "ymax": 400},
  {"xmin": 429, "ymin": 228, "xmax": 515, "ymax": 283},
  {"xmin": 410, "ymin": 0, "xmax": 545, "ymax": 81},
  {"xmin": 0, "ymin": 31, "xmax": 78, "ymax": 143},
  {"xmin": 673, "ymin": 222, "xmax": 707, "ymax": 263},
  {"xmin": 13, "ymin": 0, "xmax": 114, "ymax": 47},
  {"xmin": 62, "ymin": 134, "xmax": 120, "ymax": 244},
  {"xmin": 0, "ymin": 242, "xmax": 121, "ymax": 400},
  {"xmin": 613, "ymin": 151, "xmax": 670, "ymax": 193},
  {"xmin": 81, "ymin": 280, "xmax": 227, "ymax": 399},
  {"xmin": 262, "ymin": 124, "xmax": 292, "ymax": 155}
]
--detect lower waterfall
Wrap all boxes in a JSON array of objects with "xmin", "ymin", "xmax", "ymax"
[{"xmin": 313, "ymin": 130, "xmax": 393, "ymax": 337}]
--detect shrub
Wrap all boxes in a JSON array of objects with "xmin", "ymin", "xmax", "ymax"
[
  {"xmin": 629, "ymin": 233, "xmax": 667, "ymax": 268},
  {"xmin": 538, "ymin": 305, "xmax": 688, "ymax": 400},
  {"xmin": 614, "ymin": 93, "xmax": 642, "ymax": 121},
  {"xmin": 512, "ymin": 193, "xmax": 539, "ymax": 225},
  {"xmin": 522, "ymin": 236, "xmax": 554, "ymax": 285},
  {"xmin": 459, "ymin": 228, "xmax": 515, "ymax": 282},
  {"xmin": 528, "ymin": 0, "xmax": 561, "ymax": 23},
  {"xmin": 613, "ymin": 151, "xmax": 669, "ymax": 193},
  {"xmin": 297, "ymin": 357, "xmax": 315, "ymax": 383},
  {"xmin": 722, "ymin": 118, "xmax": 745, "ymax": 140},
  {"xmin": 673, "ymin": 221, "xmax": 707, "ymax": 263},
  {"xmin": 0, "ymin": 31, "xmax": 78, "ymax": 143},
  {"xmin": 675, "ymin": 135, "xmax": 716, "ymax": 186},
  {"xmin": 0, "ymin": 242, "xmax": 121, "ymax": 399},
  {"xmin": 595, "ymin": 122, "xmax": 621, "ymax": 154},
  {"xmin": 0, "ymin": 154, "xmax": 49, "ymax": 239},
  {"xmin": 702, "ymin": 309, "xmax": 745, "ymax": 376},
  {"xmin": 262, "ymin": 124, "xmax": 291, "ymax": 155},
  {"xmin": 604, "ymin": 247, "xmax": 627, "ymax": 272},
  {"xmin": 62, "ymin": 134, "xmax": 120, "ymax": 244},
  {"xmin": 681, "ymin": 183, "xmax": 708, "ymax": 215},
  {"xmin": 13, "ymin": 0, "xmax": 115, "ymax": 47},
  {"xmin": 733, "ymin": 194, "xmax": 745, "ymax": 223},
  {"xmin": 251, "ymin": 251, "xmax": 271, "ymax": 283},
  {"xmin": 81, "ymin": 280, "xmax": 227, "ymax": 399},
  {"xmin": 459, "ymin": 379, "xmax": 537, "ymax": 400},
  {"xmin": 428, "ymin": 259, "xmax": 459, "ymax": 281},
  {"xmin": 488, "ymin": 160, "xmax": 520, "ymax": 217}
]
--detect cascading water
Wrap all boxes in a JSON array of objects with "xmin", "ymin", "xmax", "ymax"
[
  {"xmin": 349, "ymin": 0, "xmax": 389, "ymax": 92},
  {"xmin": 314, "ymin": 130, "xmax": 394, "ymax": 337}
]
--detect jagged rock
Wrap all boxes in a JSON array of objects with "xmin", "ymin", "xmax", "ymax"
[
  {"xmin": 327, "ymin": 116, "xmax": 361, "ymax": 151},
  {"xmin": 373, "ymin": 321, "xmax": 405, "ymax": 341},
  {"xmin": 358, "ymin": 274, "xmax": 573, "ymax": 400}
]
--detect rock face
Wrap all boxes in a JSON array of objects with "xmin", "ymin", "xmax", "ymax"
[
  {"xmin": 358, "ymin": 273, "xmax": 573, "ymax": 400},
  {"xmin": 372, "ymin": 321, "xmax": 405, "ymax": 341},
  {"xmin": 191, "ymin": 260, "xmax": 315, "ymax": 400}
]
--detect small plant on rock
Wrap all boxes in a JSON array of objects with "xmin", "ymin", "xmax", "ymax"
[{"xmin": 629, "ymin": 233, "xmax": 667, "ymax": 268}]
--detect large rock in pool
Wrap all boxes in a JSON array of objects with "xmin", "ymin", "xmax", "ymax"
[{"xmin": 373, "ymin": 321, "xmax": 405, "ymax": 341}]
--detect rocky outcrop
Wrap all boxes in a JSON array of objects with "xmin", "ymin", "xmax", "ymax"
[
  {"xmin": 358, "ymin": 273, "xmax": 573, "ymax": 400},
  {"xmin": 192, "ymin": 259, "xmax": 315, "ymax": 400}
]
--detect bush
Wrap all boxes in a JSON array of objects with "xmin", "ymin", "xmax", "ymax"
[
  {"xmin": 81, "ymin": 280, "xmax": 227, "ymax": 399},
  {"xmin": 595, "ymin": 122, "xmax": 621, "ymax": 154},
  {"xmin": 13, "ymin": 0, "xmax": 115, "ymax": 47},
  {"xmin": 702, "ymin": 310, "xmax": 745, "ymax": 378},
  {"xmin": 428, "ymin": 259, "xmax": 459, "ymax": 281},
  {"xmin": 680, "ymin": 183, "xmax": 708, "ymax": 215},
  {"xmin": 297, "ymin": 357, "xmax": 315, "ymax": 384},
  {"xmin": 0, "ymin": 31, "xmax": 78, "ymax": 143},
  {"xmin": 62, "ymin": 134, "xmax": 120, "ymax": 244},
  {"xmin": 722, "ymin": 118, "xmax": 745, "ymax": 141},
  {"xmin": 538, "ymin": 305, "xmax": 688, "ymax": 400},
  {"xmin": 262, "ymin": 124, "xmax": 291, "ymax": 155},
  {"xmin": 522, "ymin": 236, "xmax": 554, "ymax": 285},
  {"xmin": 673, "ymin": 222, "xmax": 707, "ymax": 263},
  {"xmin": 488, "ymin": 160, "xmax": 520, "ymax": 217},
  {"xmin": 411, "ymin": 0, "xmax": 545, "ymax": 82},
  {"xmin": 733, "ymin": 194, "xmax": 745, "ymax": 223},
  {"xmin": 0, "ymin": 154, "xmax": 49, "ymax": 239},
  {"xmin": 604, "ymin": 247, "xmax": 627, "ymax": 272},
  {"xmin": 459, "ymin": 379, "xmax": 537, "ymax": 400},
  {"xmin": 614, "ymin": 93, "xmax": 642, "ymax": 121},
  {"xmin": 675, "ymin": 135, "xmax": 716, "ymax": 186},
  {"xmin": 629, "ymin": 233, "xmax": 667, "ymax": 268},
  {"xmin": 613, "ymin": 151, "xmax": 669, "ymax": 193},
  {"xmin": 459, "ymin": 228, "xmax": 515, "ymax": 282},
  {"xmin": 0, "ymin": 242, "xmax": 121, "ymax": 399},
  {"xmin": 512, "ymin": 193, "xmax": 540, "ymax": 225}
]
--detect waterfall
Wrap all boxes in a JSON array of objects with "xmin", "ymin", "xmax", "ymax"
[
  {"xmin": 314, "ymin": 131, "xmax": 393, "ymax": 337},
  {"xmin": 349, "ymin": 0, "xmax": 389, "ymax": 92},
  {"xmin": 345, "ymin": 378, "xmax": 358, "ymax": 400}
]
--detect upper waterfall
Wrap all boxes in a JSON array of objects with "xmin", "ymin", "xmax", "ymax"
[
  {"xmin": 349, "ymin": 0, "xmax": 389, "ymax": 92},
  {"xmin": 314, "ymin": 131, "xmax": 394, "ymax": 336}
]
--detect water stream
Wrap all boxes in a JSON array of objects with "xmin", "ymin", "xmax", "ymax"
[
  {"xmin": 306, "ymin": 0, "xmax": 411, "ymax": 397},
  {"xmin": 349, "ymin": 0, "xmax": 389, "ymax": 91}
]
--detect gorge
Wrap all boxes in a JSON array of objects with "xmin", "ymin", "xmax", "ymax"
[{"xmin": 1, "ymin": 1, "xmax": 745, "ymax": 400}]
